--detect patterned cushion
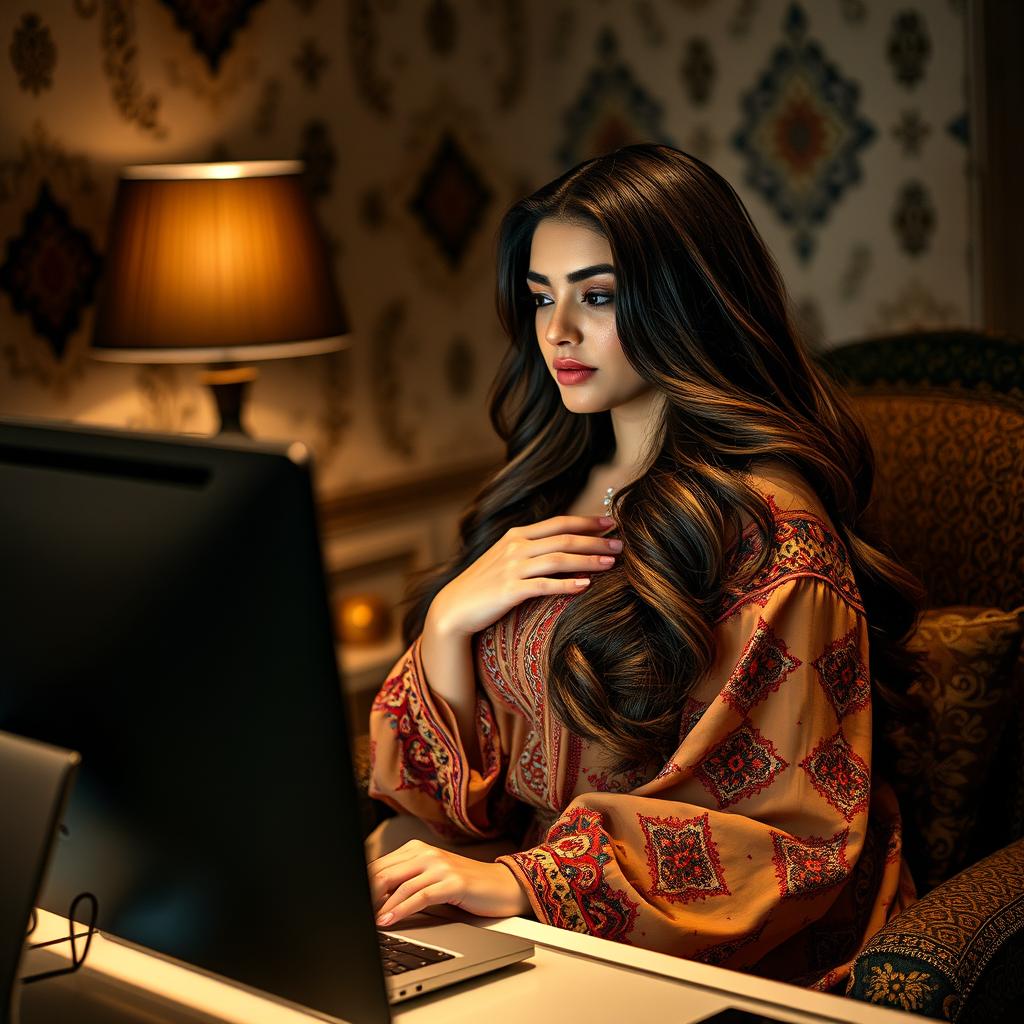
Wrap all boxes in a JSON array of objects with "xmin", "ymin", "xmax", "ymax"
[
  {"xmin": 847, "ymin": 837, "xmax": 1024, "ymax": 1020},
  {"xmin": 884, "ymin": 606, "xmax": 1024, "ymax": 892}
]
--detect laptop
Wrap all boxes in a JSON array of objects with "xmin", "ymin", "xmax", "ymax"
[{"xmin": 0, "ymin": 417, "xmax": 532, "ymax": 1024}]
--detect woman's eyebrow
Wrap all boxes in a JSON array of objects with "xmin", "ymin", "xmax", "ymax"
[{"xmin": 526, "ymin": 263, "xmax": 616, "ymax": 286}]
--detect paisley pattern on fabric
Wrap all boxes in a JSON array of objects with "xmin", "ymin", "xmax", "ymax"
[
  {"xmin": 507, "ymin": 807, "xmax": 639, "ymax": 941},
  {"xmin": 372, "ymin": 671, "xmax": 457, "ymax": 805},
  {"xmin": 513, "ymin": 730, "xmax": 549, "ymax": 803}
]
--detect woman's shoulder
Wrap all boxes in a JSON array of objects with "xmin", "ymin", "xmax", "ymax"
[
  {"xmin": 739, "ymin": 459, "xmax": 832, "ymax": 525},
  {"xmin": 715, "ymin": 459, "xmax": 862, "ymax": 620}
]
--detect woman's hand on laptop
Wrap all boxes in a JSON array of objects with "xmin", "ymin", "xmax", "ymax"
[{"xmin": 369, "ymin": 839, "xmax": 530, "ymax": 926}]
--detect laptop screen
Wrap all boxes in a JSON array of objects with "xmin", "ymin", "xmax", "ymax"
[{"xmin": 0, "ymin": 418, "xmax": 391, "ymax": 1024}]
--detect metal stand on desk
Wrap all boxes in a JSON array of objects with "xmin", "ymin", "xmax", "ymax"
[{"xmin": 0, "ymin": 731, "xmax": 80, "ymax": 1024}]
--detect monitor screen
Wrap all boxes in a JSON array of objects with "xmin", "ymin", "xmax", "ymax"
[{"xmin": 0, "ymin": 418, "xmax": 390, "ymax": 1024}]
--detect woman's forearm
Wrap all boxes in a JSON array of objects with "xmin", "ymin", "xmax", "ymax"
[{"xmin": 419, "ymin": 606, "xmax": 482, "ymax": 771}]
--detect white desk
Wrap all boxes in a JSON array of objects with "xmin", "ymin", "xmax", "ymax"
[{"xmin": 21, "ymin": 908, "xmax": 913, "ymax": 1024}]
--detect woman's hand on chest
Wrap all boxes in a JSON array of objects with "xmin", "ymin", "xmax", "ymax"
[{"xmin": 426, "ymin": 514, "xmax": 622, "ymax": 640}]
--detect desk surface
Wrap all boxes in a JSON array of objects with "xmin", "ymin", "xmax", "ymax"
[{"xmin": 22, "ymin": 909, "xmax": 912, "ymax": 1024}]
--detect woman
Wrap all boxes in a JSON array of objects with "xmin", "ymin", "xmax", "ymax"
[{"xmin": 367, "ymin": 143, "xmax": 919, "ymax": 990}]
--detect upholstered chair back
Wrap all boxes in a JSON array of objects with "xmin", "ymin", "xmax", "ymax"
[{"xmin": 821, "ymin": 330, "xmax": 1024, "ymax": 891}]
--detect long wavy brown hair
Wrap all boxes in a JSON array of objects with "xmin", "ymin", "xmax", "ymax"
[{"xmin": 403, "ymin": 143, "xmax": 921, "ymax": 772}]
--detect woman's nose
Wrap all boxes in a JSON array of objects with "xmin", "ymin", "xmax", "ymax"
[{"xmin": 544, "ymin": 303, "xmax": 582, "ymax": 346}]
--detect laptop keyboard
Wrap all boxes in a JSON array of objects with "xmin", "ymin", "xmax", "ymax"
[{"xmin": 378, "ymin": 931, "xmax": 456, "ymax": 976}]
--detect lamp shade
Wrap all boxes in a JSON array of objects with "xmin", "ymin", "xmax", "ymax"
[{"xmin": 91, "ymin": 162, "xmax": 348, "ymax": 363}]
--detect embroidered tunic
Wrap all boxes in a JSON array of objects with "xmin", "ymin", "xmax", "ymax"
[{"xmin": 368, "ymin": 471, "xmax": 916, "ymax": 988}]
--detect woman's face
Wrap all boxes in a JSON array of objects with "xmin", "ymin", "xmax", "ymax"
[{"xmin": 527, "ymin": 218, "xmax": 654, "ymax": 416}]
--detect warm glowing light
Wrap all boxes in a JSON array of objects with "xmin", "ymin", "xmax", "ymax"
[
  {"xmin": 91, "ymin": 164, "xmax": 347, "ymax": 362},
  {"xmin": 350, "ymin": 603, "xmax": 374, "ymax": 628},
  {"xmin": 120, "ymin": 161, "xmax": 302, "ymax": 181}
]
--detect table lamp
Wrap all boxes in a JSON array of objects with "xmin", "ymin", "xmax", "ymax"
[{"xmin": 91, "ymin": 161, "xmax": 348, "ymax": 436}]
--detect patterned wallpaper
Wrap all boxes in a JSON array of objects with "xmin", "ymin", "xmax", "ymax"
[{"xmin": 0, "ymin": 0, "xmax": 974, "ymax": 496}]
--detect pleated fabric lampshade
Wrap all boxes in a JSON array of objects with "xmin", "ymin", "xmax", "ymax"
[{"xmin": 91, "ymin": 161, "xmax": 348, "ymax": 434}]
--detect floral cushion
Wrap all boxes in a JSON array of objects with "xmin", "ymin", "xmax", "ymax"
[
  {"xmin": 847, "ymin": 837, "xmax": 1024, "ymax": 1020},
  {"xmin": 884, "ymin": 606, "xmax": 1024, "ymax": 892}
]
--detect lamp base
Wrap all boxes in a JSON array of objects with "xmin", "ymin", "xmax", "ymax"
[{"xmin": 198, "ymin": 365, "xmax": 258, "ymax": 436}]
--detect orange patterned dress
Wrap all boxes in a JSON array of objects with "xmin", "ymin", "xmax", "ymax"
[{"xmin": 368, "ymin": 471, "xmax": 916, "ymax": 988}]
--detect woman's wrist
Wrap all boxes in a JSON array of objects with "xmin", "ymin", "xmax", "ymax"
[{"xmin": 424, "ymin": 591, "xmax": 469, "ymax": 644}]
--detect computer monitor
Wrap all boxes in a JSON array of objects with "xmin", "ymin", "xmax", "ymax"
[{"xmin": 0, "ymin": 418, "xmax": 391, "ymax": 1024}]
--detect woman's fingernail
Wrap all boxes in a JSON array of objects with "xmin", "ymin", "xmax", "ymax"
[
  {"xmin": 574, "ymin": 578, "xmax": 591, "ymax": 587},
  {"xmin": 598, "ymin": 556, "xmax": 615, "ymax": 565},
  {"xmin": 607, "ymin": 539, "xmax": 623, "ymax": 551},
  {"xmin": 599, "ymin": 516, "xmax": 615, "ymax": 525},
  {"xmin": 377, "ymin": 911, "xmax": 393, "ymax": 926}
]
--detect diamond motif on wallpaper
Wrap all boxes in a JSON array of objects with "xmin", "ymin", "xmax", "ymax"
[
  {"xmin": 893, "ymin": 180, "xmax": 935, "ymax": 257},
  {"xmin": 891, "ymin": 110, "xmax": 930, "ymax": 157},
  {"xmin": 292, "ymin": 38, "xmax": 329, "ymax": 89},
  {"xmin": 732, "ymin": 3, "xmax": 876, "ymax": 262},
  {"xmin": 408, "ymin": 132, "xmax": 493, "ymax": 270},
  {"xmin": 299, "ymin": 120, "xmax": 336, "ymax": 199},
  {"xmin": 159, "ymin": 0, "xmax": 265, "ymax": 74},
  {"xmin": 425, "ymin": 0, "xmax": 458, "ymax": 55},
  {"xmin": 681, "ymin": 37, "xmax": 715, "ymax": 106},
  {"xmin": 887, "ymin": 10, "xmax": 931, "ymax": 88},
  {"xmin": 11, "ymin": 13, "xmax": 56, "ymax": 95},
  {"xmin": 0, "ymin": 182, "xmax": 101, "ymax": 360},
  {"xmin": 557, "ymin": 28, "xmax": 673, "ymax": 168}
]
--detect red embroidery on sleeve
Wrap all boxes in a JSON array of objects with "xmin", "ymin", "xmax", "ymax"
[
  {"xmin": 638, "ymin": 811, "xmax": 731, "ymax": 905},
  {"xmin": 508, "ymin": 807, "xmax": 639, "ymax": 941},
  {"xmin": 716, "ymin": 512, "xmax": 864, "ymax": 622},
  {"xmin": 799, "ymin": 731, "xmax": 870, "ymax": 822},
  {"xmin": 695, "ymin": 721, "xmax": 789, "ymax": 809},
  {"xmin": 771, "ymin": 828, "xmax": 850, "ymax": 899},
  {"xmin": 812, "ymin": 627, "xmax": 871, "ymax": 720},
  {"xmin": 721, "ymin": 617, "xmax": 801, "ymax": 716}
]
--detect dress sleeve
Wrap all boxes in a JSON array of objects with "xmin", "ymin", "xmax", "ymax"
[
  {"xmin": 368, "ymin": 636, "xmax": 520, "ymax": 841},
  {"xmin": 496, "ymin": 576, "xmax": 881, "ymax": 963}
]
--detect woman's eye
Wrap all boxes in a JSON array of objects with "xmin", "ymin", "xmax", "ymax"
[
  {"xmin": 584, "ymin": 292, "xmax": 614, "ymax": 306},
  {"xmin": 531, "ymin": 293, "xmax": 552, "ymax": 308}
]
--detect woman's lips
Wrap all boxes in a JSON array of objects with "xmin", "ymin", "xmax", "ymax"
[
  {"xmin": 556, "ymin": 367, "xmax": 596, "ymax": 385},
  {"xmin": 553, "ymin": 359, "xmax": 596, "ymax": 385}
]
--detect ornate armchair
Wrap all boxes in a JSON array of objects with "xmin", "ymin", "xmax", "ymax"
[{"xmin": 819, "ymin": 330, "xmax": 1024, "ymax": 1020}]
